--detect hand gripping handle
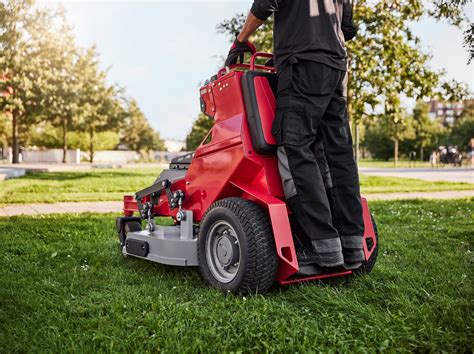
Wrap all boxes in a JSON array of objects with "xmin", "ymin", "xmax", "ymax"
[{"xmin": 217, "ymin": 52, "xmax": 275, "ymax": 77}]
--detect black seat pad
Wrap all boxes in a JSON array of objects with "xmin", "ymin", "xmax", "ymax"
[{"xmin": 241, "ymin": 71, "xmax": 278, "ymax": 155}]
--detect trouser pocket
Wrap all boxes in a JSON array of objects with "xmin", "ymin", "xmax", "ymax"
[
  {"xmin": 273, "ymin": 109, "xmax": 308, "ymax": 146},
  {"xmin": 277, "ymin": 63, "xmax": 293, "ymax": 93}
]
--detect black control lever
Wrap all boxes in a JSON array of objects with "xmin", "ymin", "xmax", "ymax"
[{"xmin": 162, "ymin": 179, "xmax": 185, "ymax": 210}]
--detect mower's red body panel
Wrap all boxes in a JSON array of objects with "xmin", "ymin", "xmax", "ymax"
[{"xmin": 123, "ymin": 61, "xmax": 377, "ymax": 285}]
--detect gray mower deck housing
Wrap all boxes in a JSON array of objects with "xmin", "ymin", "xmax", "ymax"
[{"xmin": 122, "ymin": 210, "xmax": 198, "ymax": 266}]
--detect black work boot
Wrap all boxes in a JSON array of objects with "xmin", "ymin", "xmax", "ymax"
[
  {"xmin": 308, "ymin": 238, "xmax": 344, "ymax": 267},
  {"xmin": 297, "ymin": 249, "xmax": 320, "ymax": 266},
  {"xmin": 341, "ymin": 235, "xmax": 365, "ymax": 269}
]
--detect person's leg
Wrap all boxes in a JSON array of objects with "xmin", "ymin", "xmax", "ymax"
[
  {"xmin": 319, "ymin": 73, "xmax": 365, "ymax": 268},
  {"xmin": 272, "ymin": 60, "xmax": 343, "ymax": 267}
]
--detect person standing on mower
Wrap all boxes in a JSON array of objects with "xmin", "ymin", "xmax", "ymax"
[{"xmin": 225, "ymin": 0, "xmax": 364, "ymax": 269}]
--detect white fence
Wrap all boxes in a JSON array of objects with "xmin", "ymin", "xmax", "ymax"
[
  {"xmin": 22, "ymin": 149, "xmax": 80, "ymax": 163},
  {"xmin": 84, "ymin": 150, "xmax": 139, "ymax": 164},
  {"xmin": 1, "ymin": 148, "xmax": 193, "ymax": 164}
]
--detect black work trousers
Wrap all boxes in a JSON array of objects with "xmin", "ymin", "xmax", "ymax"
[{"xmin": 272, "ymin": 59, "xmax": 364, "ymax": 252}]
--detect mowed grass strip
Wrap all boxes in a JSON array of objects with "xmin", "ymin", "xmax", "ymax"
[
  {"xmin": 0, "ymin": 168, "xmax": 160, "ymax": 204},
  {"xmin": 358, "ymin": 159, "xmax": 434, "ymax": 168},
  {"xmin": 0, "ymin": 200, "xmax": 472, "ymax": 352},
  {"xmin": 1, "ymin": 168, "xmax": 473, "ymax": 204},
  {"xmin": 359, "ymin": 174, "xmax": 474, "ymax": 194}
]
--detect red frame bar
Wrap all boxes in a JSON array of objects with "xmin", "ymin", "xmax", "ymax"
[{"xmin": 280, "ymin": 270, "xmax": 352, "ymax": 286}]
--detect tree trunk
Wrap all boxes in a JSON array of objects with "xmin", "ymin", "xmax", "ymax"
[
  {"xmin": 62, "ymin": 117, "xmax": 68, "ymax": 163},
  {"xmin": 394, "ymin": 139, "xmax": 399, "ymax": 166},
  {"xmin": 89, "ymin": 127, "xmax": 94, "ymax": 163},
  {"xmin": 12, "ymin": 111, "xmax": 19, "ymax": 164},
  {"xmin": 420, "ymin": 145, "xmax": 424, "ymax": 162}
]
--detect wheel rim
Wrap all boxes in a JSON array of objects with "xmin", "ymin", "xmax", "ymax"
[{"xmin": 205, "ymin": 220, "xmax": 241, "ymax": 283}]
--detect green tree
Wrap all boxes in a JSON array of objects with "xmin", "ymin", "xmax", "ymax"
[
  {"xmin": 411, "ymin": 100, "xmax": 445, "ymax": 160},
  {"xmin": 1, "ymin": 1, "xmax": 157, "ymax": 164},
  {"xmin": 121, "ymin": 99, "xmax": 165, "ymax": 154},
  {"xmin": 0, "ymin": 112, "xmax": 11, "ymax": 154},
  {"xmin": 28, "ymin": 122, "xmax": 120, "ymax": 152},
  {"xmin": 74, "ymin": 47, "xmax": 124, "ymax": 163},
  {"xmin": 0, "ymin": 0, "xmax": 54, "ymax": 163},
  {"xmin": 363, "ymin": 124, "xmax": 394, "ymax": 160},
  {"xmin": 185, "ymin": 113, "xmax": 213, "ymax": 150},
  {"xmin": 356, "ymin": 0, "xmax": 440, "ymax": 165},
  {"xmin": 364, "ymin": 111, "xmax": 416, "ymax": 160},
  {"xmin": 27, "ymin": 122, "xmax": 61, "ymax": 148},
  {"xmin": 38, "ymin": 9, "xmax": 80, "ymax": 162},
  {"xmin": 67, "ymin": 131, "xmax": 120, "ymax": 152}
]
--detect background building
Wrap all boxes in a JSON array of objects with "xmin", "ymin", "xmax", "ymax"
[{"xmin": 429, "ymin": 99, "xmax": 472, "ymax": 126}]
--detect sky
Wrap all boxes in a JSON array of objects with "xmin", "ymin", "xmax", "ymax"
[{"xmin": 37, "ymin": 0, "xmax": 474, "ymax": 141}]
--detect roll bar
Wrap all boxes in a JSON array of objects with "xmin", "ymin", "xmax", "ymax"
[{"xmin": 218, "ymin": 52, "xmax": 276, "ymax": 77}]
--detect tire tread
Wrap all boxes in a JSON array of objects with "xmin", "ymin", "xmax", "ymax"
[{"xmin": 198, "ymin": 198, "xmax": 278, "ymax": 294}]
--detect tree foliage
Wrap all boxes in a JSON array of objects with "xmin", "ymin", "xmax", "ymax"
[
  {"xmin": 0, "ymin": 0, "xmax": 164, "ymax": 163},
  {"xmin": 38, "ymin": 10, "xmax": 82, "ymax": 162},
  {"xmin": 0, "ymin": 112, "xmax": 11, "ymax": 151},
  {"xmin": 398, "ymin": 101, "xmax": 448, "ymax": 160},
  {"xmin": 411, "ymin": 100, "xmax": 445, "ymax": 160},
  {"xmin": 121, "ymin": 99, "xmax": 165, "ymax": 153},
  {"xmin": 185, "ymin": 113, "xmax": 213, "ymax": 151},
  {"xmin": 363, "ymin": 124, "xmax": 394, "ymax": 160},
  {"xmin": 73, "ymin": 47, "xmax": 124, "ymax": 162},
  {"xmin": 0, "ymin": 0, "xmax": 52, "ymax": 162}
]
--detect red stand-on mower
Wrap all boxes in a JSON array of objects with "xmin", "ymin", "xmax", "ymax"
[{"xmin": 116, "ymin": 53, "xmax": 379, "ymax": 294}]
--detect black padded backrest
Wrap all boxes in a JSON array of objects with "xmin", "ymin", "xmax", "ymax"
[{"xmin": 241, "ymin": 71, "xmax": 278, "ymax": 155}]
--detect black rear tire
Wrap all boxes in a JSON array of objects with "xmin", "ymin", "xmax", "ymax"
[
  {"xmin": 353, "ymin": 214, "xmax": 379, "ymax": 275},
  {"xmin": 198, "ymin": 198, "xmax": 278, "ymax": 294}
]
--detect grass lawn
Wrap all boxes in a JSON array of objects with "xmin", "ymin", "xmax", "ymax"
[
  {"xmin": 1, "ymin": 168, "xmax": 473, "ymax": 205},
  {"xmin": 0, "ymin": 200, "xmax": 472, "ymax": 352}
]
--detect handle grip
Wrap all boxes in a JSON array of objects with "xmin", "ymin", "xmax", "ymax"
[
  {"xmin": 217, "ymin": 52, "xmax": 275, "ymax": 77},
  {"xmin": 250, "ymin": 52, "xmax": 274, "ymax": 70}
]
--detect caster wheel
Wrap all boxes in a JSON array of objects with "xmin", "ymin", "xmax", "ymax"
[{"xmin": 117, "ymin": 219, "xmax": 142, "ymax": 256}]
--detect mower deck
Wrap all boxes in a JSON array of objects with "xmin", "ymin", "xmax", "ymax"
[{"xmin": 123, "ymin": 216, "xmax": 197, "ymax": 266}]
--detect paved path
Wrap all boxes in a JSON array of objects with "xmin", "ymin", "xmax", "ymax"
[
  {"xmin": 0, "ymin": 168, "xmax": 26, "ymax": 181},
  {"xmin": 1, "ymin": 190, "xmax": 473, "ymax": 217},
  {"xmin": 360, "ymin": 167, "xmax": 474, "ymax": 183},
  {"xmin": 0, "ymin": 201, "xmax": 123, "ymax": 217}
]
